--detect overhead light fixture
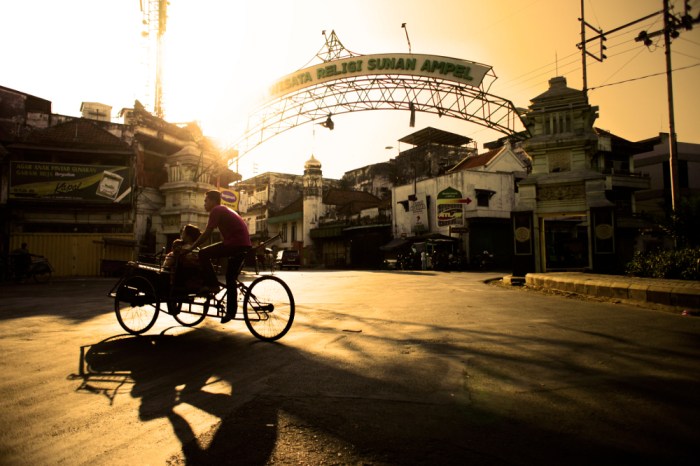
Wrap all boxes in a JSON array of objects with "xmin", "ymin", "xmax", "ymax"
[
  {"xmin": 401, "ymin": 23, "xmax": 412, "ymax": 54},
  {"xmin": 320, "ymin": 113, "xmax": 334, "ymax": 130},
  {"xmin": 635, "ymin": 30, "xmax": 653, "ymax": 47}
]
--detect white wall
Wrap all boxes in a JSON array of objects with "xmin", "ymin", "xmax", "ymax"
[{"xmin": 392, "ymin": 170, "xmax": 516, "ymax": 238}]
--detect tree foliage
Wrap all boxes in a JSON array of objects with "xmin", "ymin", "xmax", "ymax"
[
  {"xmin": 626, "ymin": 196, "xmax": 700, "ymax": 280},
  {"xmin": 659, "ymin": 196, "xmax": 700, "ymax": 248}
]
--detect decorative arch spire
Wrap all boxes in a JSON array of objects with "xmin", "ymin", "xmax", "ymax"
[{"xmin": 315, "ymin": 30, "xmax": 360, "ymax": 63}]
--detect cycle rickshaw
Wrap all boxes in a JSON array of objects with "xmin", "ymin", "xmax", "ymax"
[{"xmin": 108, "ymin": 247, "xmax": 295, "ymax": 341}]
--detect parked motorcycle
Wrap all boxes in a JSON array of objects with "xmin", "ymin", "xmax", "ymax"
[
  {"xmin": 474, "ymin": 250, "xmax": 494, "ymax": 270},
  {"xmin": 9, "ymin": 254, "xmax": 53, "ymax": 283}
]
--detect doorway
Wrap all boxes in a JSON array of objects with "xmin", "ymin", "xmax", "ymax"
[{"xmin": 543, "ymin": 216, "xmax": 589, "ymax": 271}]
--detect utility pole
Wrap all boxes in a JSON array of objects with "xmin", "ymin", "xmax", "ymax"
[
  {"xmin": 663, "ymin": 0, "xmax": 680, "ymax": 214},
  {"xmin": 635, "ymin": 0, "xmax": 698, "ymax": 212},
  {"xmin": 578, "ymin": 0, "xmax": 699, "ymax": 213},
  {"xmin": 580, "ymin": 0, "xmax": 587, "ymax": 96}
]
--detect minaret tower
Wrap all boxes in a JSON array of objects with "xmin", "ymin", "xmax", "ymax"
[{"xmin": 302, "ymin": 155, "xmax": 323, "ymax": 260}]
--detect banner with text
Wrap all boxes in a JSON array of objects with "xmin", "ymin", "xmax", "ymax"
[
  {"xmin": 10, "ymin": 161, "xmax": 132, "ymax": 203},
  {"xmin": 270, "ymin": 53, "xmax": 491, "ymax": 98},
  {"xmin": 220, "ymin": 189, "xmax": 240, "ymax": 211},
  {"xmin": 436, "ymin": 186, "xmax": 473, "ymax": 227}
]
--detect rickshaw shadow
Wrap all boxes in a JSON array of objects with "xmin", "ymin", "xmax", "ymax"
[{"xmin": 69, "ymin": 328, "xmax": 279, "ymax": 464}]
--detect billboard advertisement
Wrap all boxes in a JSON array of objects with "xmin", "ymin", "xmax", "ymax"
[
  {"xmin": 10, "ymin": 161, "xmax": 132, "ymax": 203},
  {"xmin": 410, "ymin": 195, "xmax": 428, "ymax": 234},
  {"xmin": 220, "ymin": 189, "xmax": 240, "ymax": 211},
  {"xmin": 436, "ymin": 186, "xmax": 473, "ymax": 227}
]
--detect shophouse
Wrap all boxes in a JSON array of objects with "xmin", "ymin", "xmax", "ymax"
[
  {"xmin": 1, "ymin": 86, "xmax": 236, "ymax": 277},
  {"xmin": 235, "ymin": 171, "xmax": 305, "ymax": 243},
  {"xmin": 342, "ymin": 127, "xmax": 477, "ymax": 198},
  {"xmin": 240, "ymin": 128, "xmax": 508, "ymax": 269},
  {"xmin": 233, "ymin": 158, "xmax": 342, "ymax": 261},
  {"xmin": 391, "ymin": 142, "xmax": 528, "ymax": 268},
  {"xmin": 235, "ymin": 155, "xmax": 389, "ymax": 269},
  {"xmin": 634, "ymin": 133, "xmax": 700, "ymax": 219},
  {"xmin": 309, "ymin": 186, "xmax": 391, "ymax": 269}
]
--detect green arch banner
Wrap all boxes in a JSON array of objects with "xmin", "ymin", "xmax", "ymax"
[{"xmin": 269, "ymin": 53, "xmax": 492, "ymax": 99}]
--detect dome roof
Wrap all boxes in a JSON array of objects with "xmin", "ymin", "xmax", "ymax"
[{"xmin": 305, "ymin": 154, "xmax": 322, "ymax": 169}]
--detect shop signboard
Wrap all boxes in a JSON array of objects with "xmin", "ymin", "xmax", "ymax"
[
  {"xmin": 10, "ymin": 161, "xmax": 132, "ymax": 203},
  {"xmin": 436, "ymin": 186, "xmax": 473, "ymax": 227},
  {"xmin": 220, "ymin": 189, "xmax": 240, "ymax": 211}
]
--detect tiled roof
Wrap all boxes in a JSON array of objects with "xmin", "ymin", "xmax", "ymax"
[
  {"xmin": 324, "ymin": 188, "xmax": 382, "ymax": 215},
  {"xmin": 20, "ymin": 118, "xmax": 131, "ymax": 151},
  {"xmin": 271, "ymin": 196, "xmax": 302, "ymax": 217},
  {"xmin": 449, "ymin": 147, "xmax": 501, "ymax": 171},
  {"xmin": 324, "ymin": 188, "xmax": 381, "ymax": 206}
]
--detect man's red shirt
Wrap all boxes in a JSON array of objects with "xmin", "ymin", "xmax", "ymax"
[{"xmin": 206, "ymin": 205, "xmax": 252, "ymax": 247}]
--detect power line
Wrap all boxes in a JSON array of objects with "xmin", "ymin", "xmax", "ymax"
[
  {"xmin": 674, "ymin": 49, "xmax": 700, "ymax": 60},
  {"xmin": 588, "ymin": 62, "xmax": 700, "ymax": 90},
  {"xmin": 597, "ymin": 45, "xmax": 648, "ymax": 86},
  {"xmin": 497, "ymin": 11, "xmax": 661, "ymax": 95},
  {"xmin": 679, "ymin": 35, "xmax": 700, "ymax": 47}
]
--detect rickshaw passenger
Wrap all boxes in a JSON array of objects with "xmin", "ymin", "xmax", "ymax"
[
  {"xmin": 164, "ymin": 224, "xmax": 201, "ymax": 267},
  {"xmin": 165, "ymin": 224, "xmax": 202, "ymax": 289},
  {"xmin": 183, "ymin": 190, "xmax": 251, "ymax": 323}
]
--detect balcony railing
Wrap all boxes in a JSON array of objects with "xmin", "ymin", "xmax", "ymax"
[{"xmin": 318, "ymin": 213, "xmax": 391, "ymax": 227}]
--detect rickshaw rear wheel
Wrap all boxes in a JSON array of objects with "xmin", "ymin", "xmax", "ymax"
[
  {"xmin": 170, "ymin": 297, "xmax": 208, "ymax": 327},
  {"xmin": 114, "ymin": 275, "xmax": 160, "ymax": 334}
]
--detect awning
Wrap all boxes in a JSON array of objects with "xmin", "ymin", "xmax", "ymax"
[
  {"xmin": 379, "ymin": 238, "xmax": 410, "ymax": 251},
  {"xmin": 310, "ymin": 225, "xmax": 344, "ymax": 239},
  {"xmin": 343, "ymin": 223, "xmax": 391, "ymax": 232},
  {"xmin": 268, "ymin": 212, "xmax": 302, "ymax": 224}
]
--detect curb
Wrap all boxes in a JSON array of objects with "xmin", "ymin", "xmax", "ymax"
[{"xmin": 522, "ymin": 273, "xmax": 700, "ymax": 310}]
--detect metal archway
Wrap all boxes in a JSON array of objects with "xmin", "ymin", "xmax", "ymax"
[{"xmin": 231, "ymin": 31, "xmax": 527, "ymax": 162}]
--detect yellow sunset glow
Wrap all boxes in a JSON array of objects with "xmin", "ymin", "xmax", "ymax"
[{"xmin": 1, "ymin": 0, "xmax": 698, "ymax": 179}]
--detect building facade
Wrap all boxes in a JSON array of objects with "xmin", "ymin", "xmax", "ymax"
[
  {"xmin": 513, "ymin": 77, "xmax": 651, "ymax": 274},
  {"xmin": 634, "ymin": 133, "xmax": 700, "ymax": 219},
  {"xmin": 1, "ymin": 86, "xmax": 237, "ymax": 277},
  {"xmin": 391, "ymin": 142, "xmax": 528, "ymax": 268}
]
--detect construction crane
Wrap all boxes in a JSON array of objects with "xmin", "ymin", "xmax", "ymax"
[{"xmin": 140, "ymin": 0, "xmax": 168, "ymax": 118}]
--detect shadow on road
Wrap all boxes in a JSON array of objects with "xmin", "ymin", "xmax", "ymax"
[
  {"xmin": 0, "ymin": 278, "xmax": 114, "ymax": 322},
  {"xmin": 71, "ymin": 328, "xmax": 281, "ymax": 464},
  {"xmin": 67, "ymin": 315, "xmax": 700, "ymax": 465}
]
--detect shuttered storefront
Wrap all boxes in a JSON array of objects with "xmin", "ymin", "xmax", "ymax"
[{"xmin": 9, "ymin": 233, "xmax": 135, "ymax": 277}]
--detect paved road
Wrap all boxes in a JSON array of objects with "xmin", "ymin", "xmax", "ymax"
[{"xmin": 1, "ymin": 270, "xmax": 699, "ymax": 465}]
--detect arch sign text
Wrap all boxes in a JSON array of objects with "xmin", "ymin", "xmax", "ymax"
[{"xmin": 270, "ymin": 53, "xmax": 491, "ymax": 98}]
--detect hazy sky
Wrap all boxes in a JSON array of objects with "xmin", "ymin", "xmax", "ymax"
[{"xmin": 2, "ymin": 0, "xmax": 699, "ymax": 179}]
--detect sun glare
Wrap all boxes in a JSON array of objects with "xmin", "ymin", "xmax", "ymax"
[{"xmin": 159, "ymin": 1, "xmax": 305, "ymax": 147}]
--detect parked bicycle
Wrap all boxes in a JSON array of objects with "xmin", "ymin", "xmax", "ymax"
[{"xmin": 108, "ymin": 249, "xmax": 294, "ymax": 341}]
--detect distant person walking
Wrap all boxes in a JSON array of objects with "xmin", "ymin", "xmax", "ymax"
[{"xmin": 11, "ymin": 243, "xmax": 33, "ymax": 281}]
